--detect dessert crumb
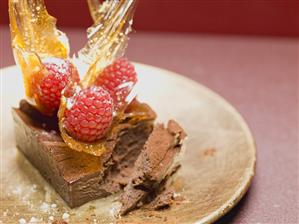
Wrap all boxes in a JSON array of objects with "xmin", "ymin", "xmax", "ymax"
[
  {"xmin": 62, "ymin": 212, "xmax": 70, "ymax": 220},
  {"xmin": 51, "ymin": 203, "xmax": 57, "ymax": 208},
  {"xmin": 19, "ymin": 218, "xmax": 26, "ymax": 224},
  {"xmin": 48, "ymin": 216, "xmax": 54, "ymax": 221}
]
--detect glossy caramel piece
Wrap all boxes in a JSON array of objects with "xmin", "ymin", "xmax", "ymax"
[{"xmin": 9, "ymin": 0, "xmax": 69, "ymax": 113}]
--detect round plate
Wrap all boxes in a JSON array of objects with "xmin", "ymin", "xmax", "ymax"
[{"xmin": 0, "ymin": 63, "xmax": 256, "ymax": 224}]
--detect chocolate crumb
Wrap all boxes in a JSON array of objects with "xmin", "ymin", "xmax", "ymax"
[
  {"xmin": 145, "ymin": 189, "xmax": 175, "ymax": 210},
  {"xmin": 202, "ymin": 148, "xmax": 216, "ymax": 157},
  {"xmin": 52, "ymin": 220, "xmax": 68, "ymax": 224}
]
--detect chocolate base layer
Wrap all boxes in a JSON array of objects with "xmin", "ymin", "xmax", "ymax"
[{"xmin": 12, "ymin": 100, "xmax": 156, "ymax": 208}]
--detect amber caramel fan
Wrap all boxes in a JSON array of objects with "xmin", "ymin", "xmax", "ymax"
[
  {"xmin": 9, "ymin": 0, "xmax": 70, "ymax": 114},
  {"xmin": 77, "ymin": 0, "xmax": 138, "ymax": 87},
  {"xmin": 9, "ymin": 0, "xmax": 69, "ymax": 58}
]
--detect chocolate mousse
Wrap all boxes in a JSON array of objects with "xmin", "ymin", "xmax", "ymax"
[{"xmin": 120, "ymin": 121, "xmax": 186, "ymax": 214}]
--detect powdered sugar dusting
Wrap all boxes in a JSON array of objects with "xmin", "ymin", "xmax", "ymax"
[
  {"xmin": 31, "ymin": 184, "xmax": 37, "ymax": 192},
  {"xmin": 40, "ymin": 202, "xmax": 49, "ymax": 212},
  {"xmin": 4, "ymin": 152, "xmax": 119, "ymax": 223},
  {"xmin": 19, "ymin": 218, "xmax": 26, "ymax": 224},
  {"xmin": 62, "ymin": 212, "xmax": 70, "ymax": 220},
  {"xmin": 28, "ymin": 217, "xmax": 40, "ymax": 223},
  {"xmin": 109, "ymin": 203, "xmax": 121, "ymax": 217},
  {"xmin": 13, "ymin": 187, "xmax": 22, "ymax": 195},
  {"xmin": 173, "ymin": 191, "xmax": 181, "ymax": 198}
]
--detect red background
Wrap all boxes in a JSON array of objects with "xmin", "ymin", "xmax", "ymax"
[{"xmin": 1, "ymin": 0, "xmax": 298, "ymax": 37}]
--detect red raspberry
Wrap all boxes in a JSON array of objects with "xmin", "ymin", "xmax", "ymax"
[
  {"xmin": 63, "ymin": 86, "xmax": 114, "ymax": 142},
  {"xmin": 94, "ymin": 58, "xmax": 137, "ymax": 110},
  {"xmin": 37, "ymin": 58, "xmax": 80, "ymax": 115}
]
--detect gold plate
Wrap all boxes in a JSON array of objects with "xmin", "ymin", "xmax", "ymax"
[{"xmin": 0, "ymin": 63, "xmax": 256, "ymax": 224}]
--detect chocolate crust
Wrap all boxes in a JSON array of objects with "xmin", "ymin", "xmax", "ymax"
[{"xmin": 12, "ymin": 100, "xmax": 156, "ymax": 208}]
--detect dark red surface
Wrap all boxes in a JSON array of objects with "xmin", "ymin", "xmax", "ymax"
[
  {"xmin": 1, "ymin": 26, "xmax": 298, "ymax": 223},
  {"xmin": 1, "ymin": 0, "xmax": 299, "ymax": 37}
]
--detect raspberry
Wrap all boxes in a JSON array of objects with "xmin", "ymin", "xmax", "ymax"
[
  {"xmin": 94, "ymin": 58, "xmax": 137, "ymax": 110},
  {"xmin": 63, "ymin": 86, "xmax": 114, "ymax": 142},
  {"xmin": 36, "ymin": 58, "xmax": 80, "ymax": 115}
]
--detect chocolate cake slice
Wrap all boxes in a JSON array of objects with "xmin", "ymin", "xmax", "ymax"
[
  {"xmin": 12, "ymin": 100, "xmax": 156, "ymax": 208},
  {"xmin": 12, "ymin": 100, "xmax": 186, "ymax": 213},
  {"xmin": 120, "ymin": 120, "xmax": 187, "ymax": 214}
]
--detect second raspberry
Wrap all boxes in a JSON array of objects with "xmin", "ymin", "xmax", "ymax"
[{"xmin": 63, "ymin": 86, "xmax": 114, "ymax": 142}]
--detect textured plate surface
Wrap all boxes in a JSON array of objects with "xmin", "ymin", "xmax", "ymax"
[{"xmin": 0, "ymin": 63, "xmax": 256, "ymax": 224}]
